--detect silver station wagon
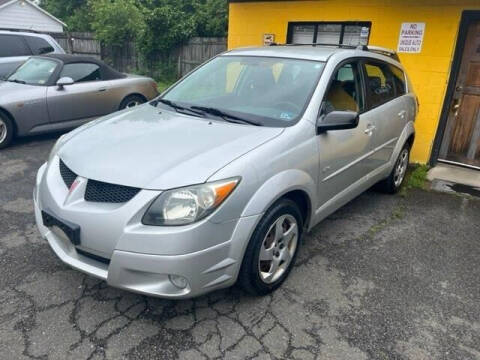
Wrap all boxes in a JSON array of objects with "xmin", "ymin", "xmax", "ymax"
[{"xmin": 34, "ymin": 44, "xmax": 417, "ymax": 298}]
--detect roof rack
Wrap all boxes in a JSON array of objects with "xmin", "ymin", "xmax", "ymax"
[
  {"xmin": 269, "ymin": 42, "xmax": 400, "ymax": 61},
  {"xmin": 360, "ymin": 45, "xmax": 400, "ymax": 61},
  {"xmin": 269, "ymin": 42, "xmax": 358, "ymax": 49}
]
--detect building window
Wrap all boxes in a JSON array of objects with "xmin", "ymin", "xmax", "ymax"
[{"xmin": 287, "ymin": 22, "xmax": 371, "ymax": 46}]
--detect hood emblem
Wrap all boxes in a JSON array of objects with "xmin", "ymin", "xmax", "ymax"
[
  {"xmin": 63, "ymin": 176, "xmax": 86, "ymax": 207},
  {"xmin": 68, "ymin": 178, "xmax": 81, "ymax": 195}
]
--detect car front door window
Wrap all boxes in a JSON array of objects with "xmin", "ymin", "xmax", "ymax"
[
  {"xmin": 0, "ymin": 35, "xmax": 31, "ymax": 57},
  {"xmin": 323, "ymin": 62, "xmax": 363, "ymax": 114},
  {"xmin": 60, "ymin": 63, "xmax": 101, "ymax": 83}
]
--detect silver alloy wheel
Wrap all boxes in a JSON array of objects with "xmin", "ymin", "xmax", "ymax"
[
  {"xmin": 258, "ymin": 214, "xmax": 298, "ymax": 284},
  {"xmin": 394, "ymin": 148, "xmax": 409, "ymax": 187},
  {"xmin": 126, "ymin": 100, "xmax": 140, "ymax": 108},
  {"xmin": 0, "ymin": 118, "xmax": 7, "ymax": 144}
]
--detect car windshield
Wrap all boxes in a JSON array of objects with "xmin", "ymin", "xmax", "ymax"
[
  {"xmin": 161, "ymin": 56, "xmax": 325, "ymax": 126},
  {"xmin": 7, "ymin": 57, "xmax": 58, "ymax": 85}
]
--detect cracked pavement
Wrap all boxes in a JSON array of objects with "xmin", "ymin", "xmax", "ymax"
[{"xmin": 1, "ymin": 134, "xmax": 480, "ymax": 360}]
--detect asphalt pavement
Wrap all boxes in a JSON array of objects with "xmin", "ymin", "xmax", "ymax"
[{"xmin": 1, "ymin": 134, "xmax": 479, "ymax": 360}]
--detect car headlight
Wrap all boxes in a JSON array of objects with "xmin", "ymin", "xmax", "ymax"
[{"xmin": 142, "ymin": 177, "xmax": 240, "ymax": 226}]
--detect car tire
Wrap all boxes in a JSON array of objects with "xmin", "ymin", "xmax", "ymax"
[
  {"xmin": 0, "ymin": 112, "xmax": 14, "ymax": 149},
  {"xmin": 238, "ymin": 198, "xmax": 303, "ymax": 296},
  {"xmin": 375, "ymin": 143, "xmax": 410, "ymax": 194},
  {"xmin": 119, "ymin": 94, "xmax": 146, "ymax": 110}
]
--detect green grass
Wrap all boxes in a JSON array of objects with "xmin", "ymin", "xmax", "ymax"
[
  {"xmin": 406, "ymin": 164, "xmax": 429, "ymax": 189},
  {"xmin": 156, "ymin": 80, "xmax": 175, "ymax": 93},
  {"xmin": 399, "ymin": 164, "xmax": 429, "ymax": 197},
  {"xmin": 398, "ymin": 164, "xmax": 429, "ymax": 196}
]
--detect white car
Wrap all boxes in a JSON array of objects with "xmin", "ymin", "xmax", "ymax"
[{"xmin": 0, "ymin": 30, "xmax": 65, "ymax": 78}]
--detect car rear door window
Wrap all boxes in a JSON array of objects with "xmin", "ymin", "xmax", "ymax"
[
  {"xmin": 324, "ymin": 62, "xmax": 363, "ymax": 113},
  {"xmin": 364, "ymin": 61, "xmax": 397, "ymax": 109},
  {"xmin": 389, "ymin": 64, "xmax": 406, "ymax": 96},
  {"xmin": 0, "ymin": 35, "xmax": 31, "ymax": 57},
  {"xmin": 24, "ymin": 36, "xmax": 55, "ymax": 55},
  {"xmin": 60, "ymin": 63, "xmax": 101, "ymax": 82}
]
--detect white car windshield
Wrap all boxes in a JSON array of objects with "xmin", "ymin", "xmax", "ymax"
[
  {"xmin": 7, "ymin": 58, "xmax": 58, "ymax": 85},
  {"xmin": 162, "ymin": 56, "xmax": 325, "ymax": 126}
]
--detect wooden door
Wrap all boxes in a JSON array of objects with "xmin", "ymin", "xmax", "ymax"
[{"xmin": 440, "ymin": 21, "xmax": 480, "ymax": 168}]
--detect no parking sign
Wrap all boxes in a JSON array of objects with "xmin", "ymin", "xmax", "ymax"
[{"xmin": 397, "ymin": 22, "xmax": 426, "ymax": 53}]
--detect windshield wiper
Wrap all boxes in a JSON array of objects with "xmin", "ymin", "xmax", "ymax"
[
  {"xmin": 190, "ymin": 106, "xmax": 261, "ymax": 126},
  {"xmin": 155, "ymin": 99, "xmax": 205, "ymax": 117},
  {"xmin": 7, "ymin": 78, "xmax": 26, "ymax": 84}
]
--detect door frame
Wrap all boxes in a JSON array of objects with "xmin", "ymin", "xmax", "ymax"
[{"xmin": 430, "ymin": 10, "xmax": 480, "ymax": 167}]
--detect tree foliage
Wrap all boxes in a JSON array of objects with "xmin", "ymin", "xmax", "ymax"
[
  {"xmin": 137, "ymin": 0, "xmax": 197, "ymax": 59},
  {"xmin": 41, "ymin": 0, "xmax": 228, "ymax": 60},
  {"xmin": 41, "ymin": 0, "xmax": 93, "ymax": 32},
  {"xmin": 89, "ymin": 0, "xmax": 144, "ymax": 46},
  {"xmin": 195, "ymin": 0, "xmax": 228, "ymax": 37}
]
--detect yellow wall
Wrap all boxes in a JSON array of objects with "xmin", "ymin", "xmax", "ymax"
[{"xmin": 228, "ymin": 0, "xmax": 480, "ymax": 163}]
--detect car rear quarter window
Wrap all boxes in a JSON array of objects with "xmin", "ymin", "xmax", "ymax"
[
  {"xmin": 0, "ymin": 35, "xmax": 31, "ymax": 57},
  {"xmin": 24, "ymin": 36, "xmax": 55, "ymax": 55},
  {"xmin": 60, "ymin": 63, "xmax": 101, "ymax": 82},
  {"xmin": 364, "ymin": 61, "xmax": 396, "ymax": 109},
  {"xmin": 389, "ymin": 64, "xmax": 406, "ymax": 96}
]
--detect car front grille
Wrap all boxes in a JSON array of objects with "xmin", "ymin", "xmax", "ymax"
[
  {"xmin": 84, "ymin": 179, "xmax": 141, "ymax": 203},
  {"xmin": 59, "ymin": 159, "xmax": 140, "ymax": 203},
  {"xmin": 59, "ymin": 159, "xmax": 77, "ymax": 188}
]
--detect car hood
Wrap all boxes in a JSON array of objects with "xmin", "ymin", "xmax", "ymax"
[
  {"xmin": 58, "ymin": 104, "xmax": 283, "ymax": 190},
  {"xmin": 0, "ymin": 80, "xmax": 38, "ymax": 99}
]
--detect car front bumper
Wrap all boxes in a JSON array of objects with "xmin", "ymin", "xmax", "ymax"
[{"xmin": 34, "ymin": 161, "xmax": 260, "ymax": 299}]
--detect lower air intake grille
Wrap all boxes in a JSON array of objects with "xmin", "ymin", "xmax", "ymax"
[
  {"xmin": 76, "ymin": 248, "xmax": 111, "ymax": 265},
  {"xmin": 59, "ymin": 159, "xmax": 77, "ymax": 188},
  {"xmin": 85, "ymin": 179, "xmax": 140, "ymax": 203}
]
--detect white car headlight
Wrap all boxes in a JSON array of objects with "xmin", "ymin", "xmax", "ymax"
[{"xmin": 142, "ymin": 177, "xmax": 240, "ymax": 226}]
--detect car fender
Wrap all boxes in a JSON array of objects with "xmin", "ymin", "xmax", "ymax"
[
  {"xmin": 389, "ymin": 120, "xmax": 415, "ymax": 169},
  {"xmin": 240, "ymin": 169, "xmax": 316, "ymax": 224},
  {"xmin": 220, "ymin": 168, "xmax": 316, "ymax": 283}
]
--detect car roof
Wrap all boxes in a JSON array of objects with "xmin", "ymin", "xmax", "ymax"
[
  {"xmin": 36, "ymin": 54, "xmax": 126, "ymax": 80},
  {"xmin": 0, "ymin": 30, "xmax": 53, "ymax": 39},
  {"xmin": 40, "ymin": 53, "xmax": 105, "ymax": 65},
  {"xmin": 225, "ymin": 45, "xmax": 337, "ymax": 62},
  {"xmin": 224, "ymin": 45, "xmax": 400, "ymax": 64}
]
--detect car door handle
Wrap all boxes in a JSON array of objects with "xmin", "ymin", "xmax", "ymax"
[
  {"xmin": 97, "ymin": 88, "xmax": 107, "ymax": 92},
  {"xmin": 364, "ymin": 124, "xmax": 376, "ymax": 135}
]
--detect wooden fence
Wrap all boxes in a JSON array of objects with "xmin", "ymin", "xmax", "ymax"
[
  {"xmin": 51, "ymin": 32, "xmax": 227, "ymax": 78},
  {"xmin": 52, "ymin": 32, "xmax": 101, "ymax": 59},
  {"xmin": 175, "ymin": 37, "xmax": 227, "ymax": 76}
]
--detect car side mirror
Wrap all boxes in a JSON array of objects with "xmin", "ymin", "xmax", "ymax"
[
  {"xmin": 56, "ymin": 77, "xmax": 74, "ymax": 89},
  {"xmin": 317, "ymin": 111, "xmax": 359, "ymax": 134}
]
